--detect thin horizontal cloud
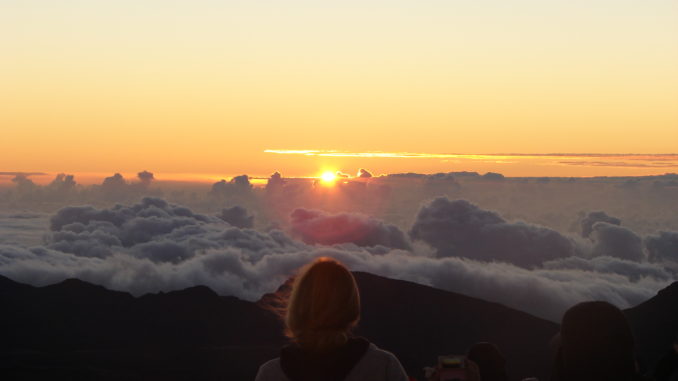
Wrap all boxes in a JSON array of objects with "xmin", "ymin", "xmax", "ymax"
[
  {"xmin": 0, "ymin": 172, "xmax": 48, "ymax": 177},
  {"xmin": 558, "ymin": 161, "xmax": 678, "ymax": 168},
  {"xmin": 264, "ymin": 150, "xmax": 678, "ymax": 169}
]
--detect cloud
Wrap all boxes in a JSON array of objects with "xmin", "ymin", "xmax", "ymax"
[
  {"xmin": 289, "ymin": 208, "xmax": 411, "ymax": 250},
  {"xmin": 0, "ymin": 213, "xmax": 48, "ymax": 246},
  {"xmin": 48, "ymin": 173, "xmax": 77, "ymax": 191},
  {"xmin": 11, "ymin": 174, "xmax": 36, "ymax": 191},
  {"xmin": 581, "ymin": 211, "xmax": 621, "ymax": 238},
  {"xmin": 482, "ymin": 172, "xmax": 505, "ymax": 181},
  {"xmin": 102, "ymin": 173, "xmax": 127, "ymax": 190},
  {"xmin": 137, "ymin": 170, "xmax": 155, "ymax": 185},
  {"xmin": 47, "ymin": 198, "xmax": 307, "ymax": 263},
  {"xmin": 357, "ymin": 168, "xmax": 373, "ymax": 178},
  {"xmin": 210, "ymin": 175, "xmax": 253, "ymax": 197},
  {"xmin": 591, "ymin": 222, "xmax": 644, "ymax": 262},
  {"xmin": 409, "ymin": 198, "xmax": 577, "ymax": 267},
  {"xmin": 0, "ymin": 172, "xmax": 46, "ymax": 177},
  {"xmin": 47, "ymin": 198, "xmax": 216, "ymax": 258},
  {"xmin": 542, "ymin": 256, "xmax": 671, "ymax": 281},
  {"xmin": 646, "ymin": 231, "xmax": 678, "ymax": 264},
  {"xmin": 218, "ymin": 206, "xmax": 255, "ymax": 229},
  {"xmin": 426, "ymin": 172, "xmax": 457, "ymax": 182},
  {"xmin": 265, "ymin": 172, "xmax": 286, "ymax": 192}
]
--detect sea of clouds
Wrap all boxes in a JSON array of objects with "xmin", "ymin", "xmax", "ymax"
[{"xmin": 1, "ymin": 170, "xmax": 677, "ymax": 321}]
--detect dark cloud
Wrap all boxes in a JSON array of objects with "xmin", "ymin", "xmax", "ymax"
[
  {"xmin": 451, "ymin": 171, "xmax": 480, "ymax": 177},
  {"xmin": 386, "ymin": 172, "xmax": 428, "ymax": 179},
  {"xmin": 137, "ymin": 170, "xmax": 155, "ymax": 184},
  {"xmin": 102, "ymin": 173, "xmax": 126, "ymax": 190},
  {"xmin": 427, "ymin": 172, "xmax": 456, "ymax": 182},
  {"xmin": 48, "ymin": 173, "xmax": 76, "ymax": 191},
  {"xmin": 581, "ymin": 211, "xmax": 621, "ymax": 238},
  {"xmin": 646, "ymin": 231, "xmax": 678, "ymax": 263},
  {"xmin": 591, "ymin": 222, "xmax": 644, "ymax": 262},
  {"xmin": 357, "ymin": 168, "xmax": 373, "ymax": 178},
  {"xmin": 289, "ymin": 208, "xmax": 411, "ymax": 250},
  {"xmin": 231, "ymin": 175, "xmax": 251, "ymax": 187},
  {"xmin": 11, "ymin": 174, "xmax": 36, "ymax": 191},
  {"xmin": 409, "ymin": 197, "xmax": 577, "ymax": 267},
  {"xmin": 218, "ymin": 206, "xmax": 254, "ymax": 229},
  {"xmin": 265, "ymin": 172, "xmax": 286, "ymax": 192},
  {"xmin": 210, "ymin": 180, "xmax": 229, "ymax": 194},
  {"xmin": 210, "ymin": 175, "xmax": 252, "ymax": 197},
  {"xmin": 482, "ymin": 172, "xmax": 505, "ymax": 181}
]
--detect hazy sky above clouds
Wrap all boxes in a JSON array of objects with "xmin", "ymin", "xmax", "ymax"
[{"xmin": 2, "ymin": 0, "xmax": 677, "ymax": 177}]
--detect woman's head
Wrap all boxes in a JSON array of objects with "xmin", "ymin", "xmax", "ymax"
[
  {"xmin": 553, "ymin": 301, "xmax": 636, "ymax": 381},
  {"xmin": 285, "ymin": 257, "xmax": 360, "ymax": 351}
]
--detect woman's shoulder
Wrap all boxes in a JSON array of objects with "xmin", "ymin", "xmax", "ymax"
[
  {"xmin": 350, "ymin": 343, "xmax": 409, "ymax": 381},
  {"xmin": 363, "ymin": 343, "xmax": 400, "ymax": 361},
  {"xmin": 255, "ymin": 357, "xmax": 286, "ymax": 381},
  {"xmin": 255, "ymin": 342, "xmax": 408, "ymax": 381}
]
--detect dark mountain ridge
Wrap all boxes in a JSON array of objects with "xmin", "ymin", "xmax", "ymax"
[
  {"xmin": 1, "ymin": 273, "xmax": 676, "ymax": 380},
  {"xmin": 625, "ymin": 281, "xmax": 678, "ymax": 372}
]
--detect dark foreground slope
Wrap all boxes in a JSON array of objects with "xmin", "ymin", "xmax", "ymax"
[
  {"xmin": 0, "ymin": 272, "xmax": 559, "ymax": 380},
  {"xmin": 0, "ymin": 277, "xmax": 284, "ymax": 381},
  {"xmin": 352, "ymin": 272, "xmax": 558, "ymax": 379},
  {"xmin": 625, "ymin": 281, "xmax": 678, "ymax": 372}
]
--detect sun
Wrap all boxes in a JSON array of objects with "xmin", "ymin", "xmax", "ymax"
[{"xmin": 320, "ymin": 171, "xmax": 337, "ymax": 185}]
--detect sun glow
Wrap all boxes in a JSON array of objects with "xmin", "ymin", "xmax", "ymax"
[{"xmin": 320, "ymin": 171, "xmax": 337, "ymax": 185}]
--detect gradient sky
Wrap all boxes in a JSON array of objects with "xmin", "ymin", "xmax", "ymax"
[{"xmin": 2, "ymin": 0, "xmax": 677, "ymax": 178}]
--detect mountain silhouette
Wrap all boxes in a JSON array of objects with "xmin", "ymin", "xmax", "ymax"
[
  {"xmin": 350, "ymin": 272, "xmax": 558, "ymax": 379},
  {"xmin": 1, "ymin": 272, "xmax": 676, "ymax": 380},
  {"xmin": 625, "ymin": 281, "xmax": 678, "ymax": 372}
]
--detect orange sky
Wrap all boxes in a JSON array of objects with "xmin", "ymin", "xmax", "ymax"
[{"xmin": 2, "ymin": 0, "xmax": 677, "ymax": 179}]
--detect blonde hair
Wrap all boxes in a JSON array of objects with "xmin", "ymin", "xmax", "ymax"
[{"xmin": 285, "ymin": 257, "xmax": 360, "ymax": 351}]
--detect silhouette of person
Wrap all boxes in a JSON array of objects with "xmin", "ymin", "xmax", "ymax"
[
  {"xmin": 550, "ymin": 301, "xmax": 644, "ymax": 381},
  {"xmin": 467, "ymin": 342, "xmax": 508, "ymax": 381},
  {"xmin": 653, "ymin": 334, "xmax": 678, "ymax": 381},
  {"xmin": 255, "ymin": 257, "xmax": 409, "ymax": 381}
]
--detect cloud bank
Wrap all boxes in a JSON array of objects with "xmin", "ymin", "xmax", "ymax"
[{"xmin": 1, "ymin": 196, "xmax": 676, "ymax": 321}]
